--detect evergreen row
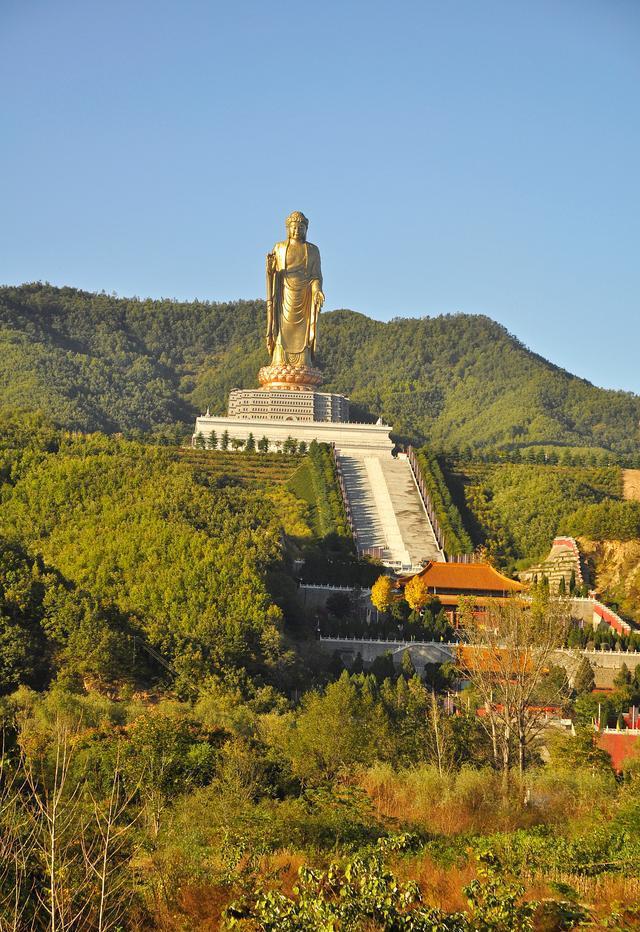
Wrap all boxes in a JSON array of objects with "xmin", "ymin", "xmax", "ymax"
[{"xmin": 415, "ymin": 449, "xmax": 474, "ymax": 556}]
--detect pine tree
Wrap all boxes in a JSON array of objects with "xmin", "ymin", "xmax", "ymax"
[
  {"xmin": 401, "ymin": 649, "xmax": 416, "ymax": 679},
  {"xmin": 370, "ymin": 651, "xmax": 395, "ymax": 682},
  {"xmin": 327, "ymin": 650, "xmax": 345, "ymax": 679},
  {"xmin": 245, "ymin": 432, "xmax": 256, "ymax": 452},
  {"xmin": 613, "ymin": 662, "xmax": 631, "ymax": 689},
  {"xmin": 221, "ymin": 429, "xmax": 230, "ymax": 451},
  {"xmin": 258, "ymin": 435, "xmax": 269, "ymax": 453},
  {"xmin": 206, "ymin": 430, "xmax": 218, "ymax": 450},
  {"xmin": 573, "ymin": 656, "xmax": 595, "ymax": 695}
]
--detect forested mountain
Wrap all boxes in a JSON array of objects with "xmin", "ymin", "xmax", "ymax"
[{"xmin": 1, "ymin": 282, "xmax": 639, "ymax": 454}]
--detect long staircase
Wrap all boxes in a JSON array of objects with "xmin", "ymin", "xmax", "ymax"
[{"xmin": 336, "ymin": 448, "xmax": 444, "ymax": 572}]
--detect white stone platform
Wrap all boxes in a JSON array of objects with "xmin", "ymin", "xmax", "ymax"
[{"xmin": 192, "ymin": 414, "xmax": 394, "ymax": 452}]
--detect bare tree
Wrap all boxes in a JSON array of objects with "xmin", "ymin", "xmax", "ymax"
[
  {"xmin": 9, "ymin": 717, "xmax": 140, "ymax": 932},
  {"xmin": 456, "ymin": 595, "xmax": 571, "ymax": 774},
  {"xmin": 21, "ymin": 717, "xmax": 94, "ymax": 931},
  {"xmin": 0, "ymin": 735, "xmax": 38, "ymax": 932},
  {"xmin": 426, "ymin": 690, "xmax": 454, "ymax": 776},
  {"xmin": 81, "ymin": 749, "xmax": 140, "ymax": 932}
]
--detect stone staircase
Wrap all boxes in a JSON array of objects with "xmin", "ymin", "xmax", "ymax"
[
  {"xmin": 519, "ymin": 536, "xmax": 585, "ymax": 593},
  {"xmin": 336, "ymin": 448, "xmax": 444, "ymax": 571}
]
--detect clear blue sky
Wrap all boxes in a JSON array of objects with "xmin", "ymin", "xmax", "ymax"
[{"xmin": 2, "ymin": 0, "xmax": 639, "ymax": 392}]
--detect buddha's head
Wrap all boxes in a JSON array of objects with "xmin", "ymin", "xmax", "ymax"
[{"xmin": 286, "ymin": 211, "xmax": 308, "ymax": 242}]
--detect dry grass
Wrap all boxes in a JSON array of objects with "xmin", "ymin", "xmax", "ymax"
[
  {"xmin": 359, "ymin": 763, "xmax": 539, "ymax": 835},
  {"xmin": 396, "ymin": 853, "xmax": 477, "ymax": 912},
  {"xmin": 397, "ymin": 856, "xmax": 640, "ymax": 927},
  {"xmin": 257, "ymin": 849, "xmax": 307, "ymax": 897},
  {"xmin": 141, "ymin": 850, "xmax": 640, "ymax": 931},
  {"xmin": 527, "ymin": 871, "xmax": 640, "ymax": 931}
]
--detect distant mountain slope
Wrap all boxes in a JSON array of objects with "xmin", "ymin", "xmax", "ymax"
[{"xmin": 1, "ymin": 282, "xmax": 639, "ymax": 454}]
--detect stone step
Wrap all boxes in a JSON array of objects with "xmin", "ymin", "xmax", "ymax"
[
  {"xmin": 337, "ymin": 454, "xmax": 388, "ymax": 553},
  {"xmin": 362, "ymin": 456, "xmax": 412, "ymax": 566},
  {"xmin": 336, "ymin": 448, "xmax": 444, "ymax": 571},
  {"xmin": 380, "ymin": 455, "xmax": 444, "ymax": 565}
]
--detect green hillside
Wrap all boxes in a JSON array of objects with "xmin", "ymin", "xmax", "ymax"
[
  {"xmin": 1, "ymin": 282, "xmax": 639, "ymax": 455},
  {"xmin": 439, "ymin": 458, "xmax": 640, "ymax": 569},
  {"xmin": 0, "ymin": 418, "xmax": 300, "ymax": 689},
  {"xmin": 0, "ymin": 411, "xmax": 369, "ymax": 691}
]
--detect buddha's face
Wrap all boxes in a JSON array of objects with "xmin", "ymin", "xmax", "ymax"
[{"xmin": 287, "ymin": 220, "xmax": 307, "ymax": 242}]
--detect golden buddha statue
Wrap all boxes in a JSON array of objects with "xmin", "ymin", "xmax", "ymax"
[{"xmin": 259, "ymin": 211, "xmax": 325, "ymax": 390}]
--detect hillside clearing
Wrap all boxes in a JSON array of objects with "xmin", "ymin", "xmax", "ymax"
[{"xmin": 623, "ymin": 468, "xmax": 640, "ymax": 501}]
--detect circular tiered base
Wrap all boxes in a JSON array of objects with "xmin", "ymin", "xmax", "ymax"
[{"xmin": 258, "ymin": 363, "xmax": 323, "ymax": 391}]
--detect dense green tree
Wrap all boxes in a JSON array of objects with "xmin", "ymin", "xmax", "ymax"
[
  {"xmin": 400, "ymin": 649, "xmax": 416, "ymax": 679},
  {"xmin": 450, "ymin": 462, "xmax": 626, "ymax": 565},
  {"xmin": 268, "ymin": 672, "xmax": 391, "ymax": 783},
  {"xmin": 0, "ymin": 432, "xmax": 296, "ymax": 687},
  {"xmin": 370, "ymin": 652, "xmax": 396, "ymax": 682}
]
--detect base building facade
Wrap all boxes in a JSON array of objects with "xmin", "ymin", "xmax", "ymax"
[{"xmin": 227, "ymin": 388, "xmax": 349, "ymax": 423}]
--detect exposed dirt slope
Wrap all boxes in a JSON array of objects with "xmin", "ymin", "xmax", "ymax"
[
  {"xmin": 578, "ymin": 537, "xmax": 640, "ymax": 624},
  {"xmin": 623, "ymin": 469, "xmax": 640, "ymax": 501}
]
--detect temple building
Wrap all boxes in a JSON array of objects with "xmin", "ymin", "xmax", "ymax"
[{"xmin": 397, "ymin": 560, "xmax": 525, "ymax": 623}]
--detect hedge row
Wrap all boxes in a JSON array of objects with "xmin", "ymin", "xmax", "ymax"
[
  {"xmin": 416, "ymin": 449, "xmax": 474, "ymax": 555},
  {"xmin": 288, "ymin": 442, "xmax": 351, "ymax": 540}
]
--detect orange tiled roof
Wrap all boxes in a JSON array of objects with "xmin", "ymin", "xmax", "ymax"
[{"xmin": 401, "ymin": 561, "xmax": 524, "ymax": 593}]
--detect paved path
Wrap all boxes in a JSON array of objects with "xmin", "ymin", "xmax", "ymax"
[{"xmin": 336, "ymin": 448, "xmax": 444, "ymax": 570}]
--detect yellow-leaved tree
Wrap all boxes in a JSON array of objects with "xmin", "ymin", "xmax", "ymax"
[
  {"xmin": 403, "ymin": 573, "xmax": 430, "ymax": 612},
  {"xmin": 370, "ymin": 575, "xmax": 394, "ymax": 613}
]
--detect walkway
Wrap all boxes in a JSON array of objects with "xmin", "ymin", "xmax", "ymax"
[{"xmin": 336, "ymin": 448, "xmax": 444, "ymax": 571}]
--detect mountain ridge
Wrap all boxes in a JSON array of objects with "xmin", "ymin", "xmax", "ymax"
[{"xmin": 1, "ymin": 282, "xmax": 638, "ymax": 455}]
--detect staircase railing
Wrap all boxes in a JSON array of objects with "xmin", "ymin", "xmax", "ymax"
[
  {"xmin": 330, "ymin": 444, "xmax": 359, "ymax": 546},
  {"xmin": 405, "ymin": 446, "xmax": 447, "ymax": 557}
]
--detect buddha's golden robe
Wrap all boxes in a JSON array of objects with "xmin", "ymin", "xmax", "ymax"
[{"xmin": 270, "ymin": 239, "xmax": 322, "ymax": 366}]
